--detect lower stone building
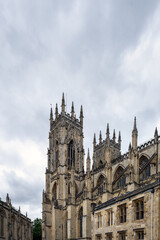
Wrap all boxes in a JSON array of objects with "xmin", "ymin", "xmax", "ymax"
[
  {"xmin": 42, "ymin": 95, "xmax": 160, "ymax": 240},
  {"xmin": 0, "ymin": 194, "xmax": 32, "ymax": 240},
  {"xmin": 92, "ymin": 180, "xmax": 160, "ymax": 240}
]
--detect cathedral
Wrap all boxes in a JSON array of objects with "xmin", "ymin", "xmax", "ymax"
[{"xmin": 42, "ymin": 94, "xmax": 160, "ymax": 240}]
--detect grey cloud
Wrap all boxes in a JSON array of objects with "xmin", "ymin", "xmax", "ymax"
[
  {"xmin": 0, "ymin": 0, "xmax": 160, "ymax": 220},
  {"xmin": 3, "ymin": 169, "xmax": 42, "ymax": 205}
]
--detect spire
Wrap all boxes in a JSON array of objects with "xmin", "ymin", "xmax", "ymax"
[
  {"xmin": 50, "ymin": 106, "xmax": 53, "ymax": 120},
  {"xmin": 99, "ymin": 131, "xmax": 102, "ymax": 143},
  {"xmin": 93, "ymin": 133, "xmax": 96, "ymax": 148},
  {"xmin": 128, "ymin": 142, "xmax": 132, "ymax": 159},
  {"xmin": 132, "ymin": 117, "xmax": 138, "ymax": 150},
  {"xmin": 113, "ymin": 129, "xmax": 116, "ymax": 143},
  {"xmin": 50, "ymin": 106, "xmax": 53, "ymax": 130},
  {"xmin": 61, "ymin": 93, "xmax": 66, "ymax": 113},
  {"xmin": 55, "ymin": 103, "xmax": 58, "ymax": 119},
  {"xmin": 71, "ymin": 102, "xmax": 75, "ymax": 120},
  {"xmin": 133, "ymin": 117, "xmax": 137, "ymax": 132},
  {"xmin": 86, "ymin": 148, "xmax": 91, "ymax": 173},
  {"xmin": 87, "ymin": 148, "xmax": 90, "ymax": 158},
  {"xmin": 6, "ymin": 193, "xmax": 10, "ymax": 205},
  {"xmin": 118, "ymin": 131, "xmax": 121, "ymax": 148},
  {"xmin": 80, "ymin": 105, "xmax": 83, "ymax": 127},
  {"xmin": 106, "ymin": 123, "xmax": 110, "ymax": 139},
  {"xmin": 154, "ymin": 127, "xmax": 158, "ymax": 143}
]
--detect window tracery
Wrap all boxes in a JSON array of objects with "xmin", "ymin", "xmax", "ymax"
[
  {"xmin": 113, "ymin": 166, "xmax": 126, "ymax": 190},
  {"xmin": 97, "ymin": 175, "xmax": 105, "ymax": 195},
  {"xmin": 140, "ymin": 156, "xmax": 151, "ymax": 180}
]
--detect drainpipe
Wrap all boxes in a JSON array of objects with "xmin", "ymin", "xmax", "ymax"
[{"xmin": 151, "ymin": 188, "xmax": 154, "ymax": 240}]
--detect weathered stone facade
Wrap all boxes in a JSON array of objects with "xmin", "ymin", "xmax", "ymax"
[
  {"xmin": 0, "ymin": 194, "xmax": 32, "ymax": 240},
  {"xmin": 42, "ymin": 94, "xmax": 160, "ymax": 240}
]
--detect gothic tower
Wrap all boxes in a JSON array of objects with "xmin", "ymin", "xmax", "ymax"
[{"xmin": 42, "ymin": 94, "xmax": 85, "ymax": 240}]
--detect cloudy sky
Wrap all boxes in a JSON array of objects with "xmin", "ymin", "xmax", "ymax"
[{"xmin": 1, "ymin": 0, "xmax": 160, "ymax": 220}]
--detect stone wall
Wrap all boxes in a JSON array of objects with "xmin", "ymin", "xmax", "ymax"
[{"xmin": 0, "ymin": 195, "xmax": 32, "ymax": 240}]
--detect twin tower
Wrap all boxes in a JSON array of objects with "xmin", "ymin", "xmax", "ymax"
[{"xmin": 42, "ymin": 94, "xmax": 138, "ymax": 240}]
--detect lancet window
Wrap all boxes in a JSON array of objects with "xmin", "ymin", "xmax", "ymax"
[
  {"xmin": 97, "ymin": 175, "xmax": 105, "ymax": 195},
  {"xmin": 68, "ymin": 140, "xmax": 75, "ymax": 169},
  {"xmin": 140, "ymin": 156, "xmax": 151, "ymax": 180},
  {"xmin": 52, "ymin": 183, "xmax": 57, "ymax": 201},
  {"xmin": 113, "ymin": 166, "xmax": 126, "ymax": 190}
]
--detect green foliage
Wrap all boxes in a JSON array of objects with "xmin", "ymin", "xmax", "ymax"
[{"xmin": 33, "ymin": 218, "xmax": 42, "ymax": 240}]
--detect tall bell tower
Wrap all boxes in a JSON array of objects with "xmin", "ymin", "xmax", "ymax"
[{"xmin": 42, "ymin": 93, "xmax": 85, "ymax": 240}]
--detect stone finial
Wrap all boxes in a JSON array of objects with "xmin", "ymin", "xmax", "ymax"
[
  {"xmin": 61, "ymin": 93, "xmax": 66, "ymax": 113},
  {"xmin": 106, "ymin": 123, "xmax": 110, "ymax": 139},
  {"xmin": 154, "ymin": 127, "xmax": 158, "ymax": 143},
  {"xmin": 50, "ymin": 105, "xmax": 53, "ymax": 120},
  {"xmin": 113, "ymin": 129, "xmax": 116, "ymax": 143},
  {"xmin": 118, "ymin": 131, "xmax": 121, "ymax": 148},
  {"xmin": 50, "ymin": 106, "xmax": 53, "ymax": 130},
  {"xmin": 71, "ymin": 102, "xmax": 75, "ymax": 120},
  {"xmin": 87, "ymin": 148, "xmax": 90, "ymax": 159},
  {"xmin": 80, "ymin": 105, "xmax": 83, "ymax": 127},
  {"xmin": 55, "ymin": 103, "xmax": 58, "ymax": 119},
  {"xmin": 6, "ymin": 193, "xmax": 10, "ymax": 205},
  {"xmin": 132, "ymin": 117, "xmax": 138, "ymax": 150},
  {"xmin": 86, "ymin": 148, "xmax": 91, "ymax": 173},
  {"xmin": 133, "ymin": 116, "xmax": 137, "ymax": 132},
  {"xmin": 99, "ymin": 131, "xmax": 102, "ymax": 143},
  {"xmin": 93, "ymin": 133, "xmax": 96, "ymax": 147}
]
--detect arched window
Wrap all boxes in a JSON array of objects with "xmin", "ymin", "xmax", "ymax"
[
  {"xmin": 97, "ymin": 175, "xmax": 105, "ymax": 195},
  {"xmin": 114, "ymin": 166, "xmax": 124, "ymax": 180},
  {"xmin": 52, "ymin": 183, "xmax": 57, "ymax": 200},
  {"xmin": 68, "ymin": 140, "xmax": 75, "ymax": 169},
  {"xmin": 142, "ymin": 165, "xmax": 150, "ymax": 179},
  {"xmin": 140, "ymin": 155, "xmax": 150, "ymax": 179},
  {"xmin": 139, "ymin": 156, "xmax": 148, "ymax": 169},
  {"xmin": 0, "ymin": 209, "xmax": 5, "ymax": 237},
  {"xmin": 78, "ymin": 207, "xmax": 83, "ymax": 238},
  {"xmin": 113, "ymin": 166, "xmax": 126, "ymax": 189}
]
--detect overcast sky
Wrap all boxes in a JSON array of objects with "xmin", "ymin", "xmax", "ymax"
[{"xmin": 1, "ymin": 0, "xmax": 160, "ymax": 220}]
